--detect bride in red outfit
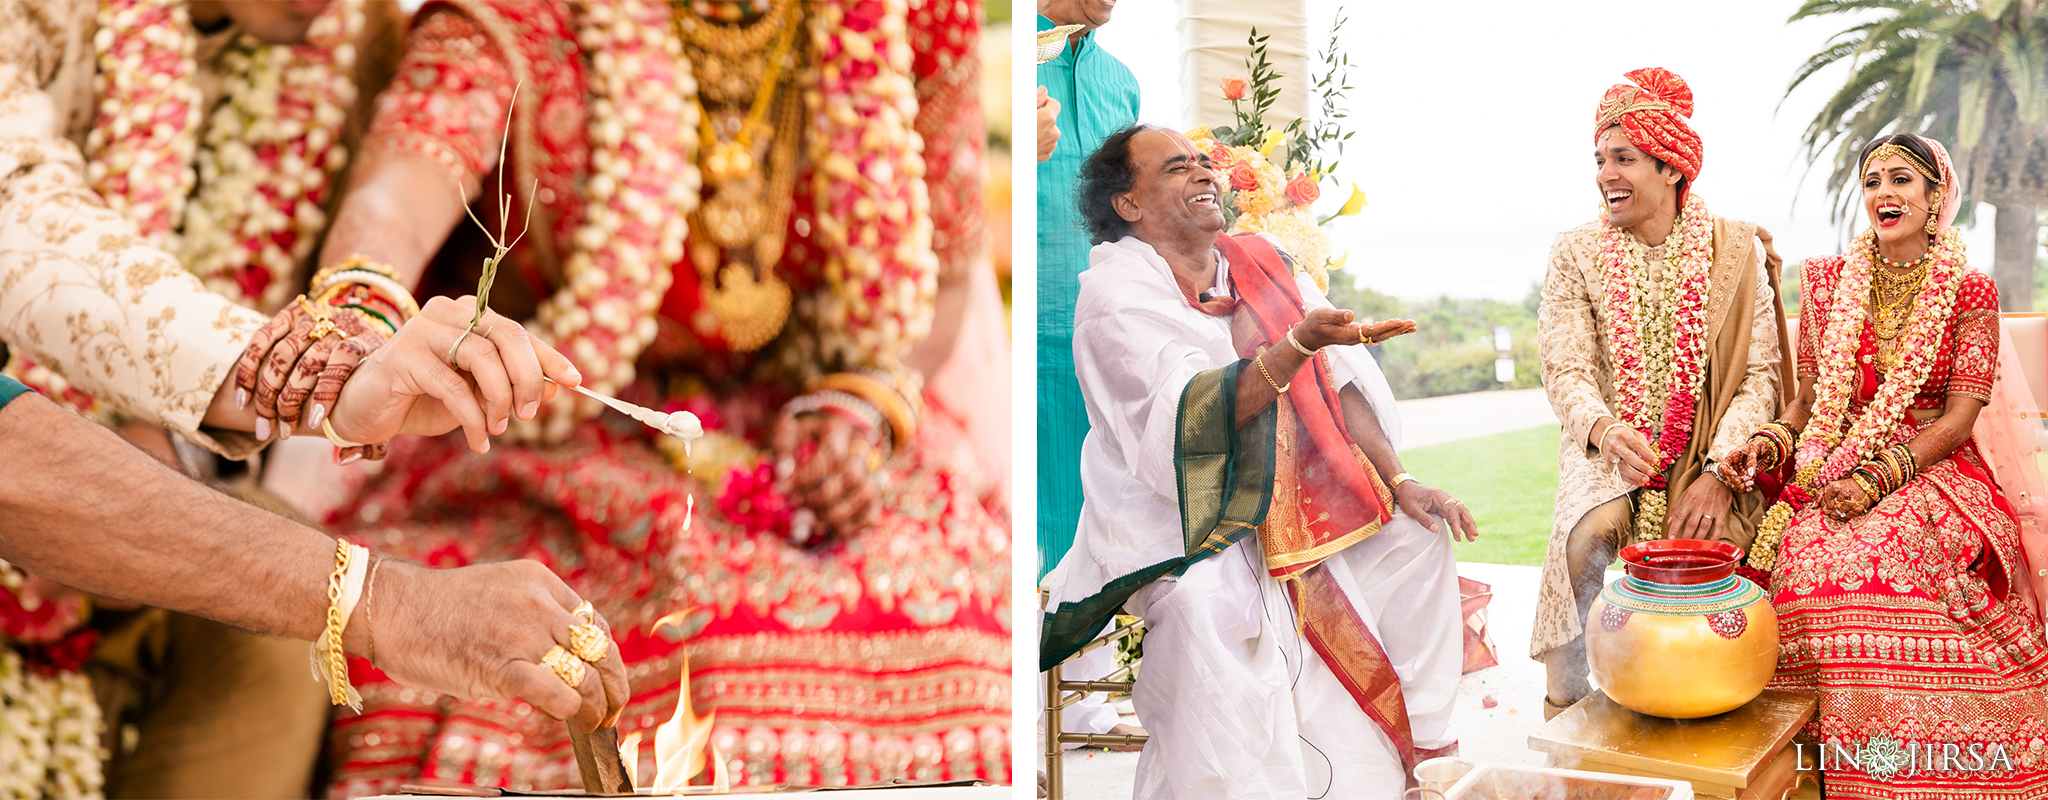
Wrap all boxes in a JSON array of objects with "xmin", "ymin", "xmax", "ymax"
[
  {"xmin": 307, "ymin": 1, "xmax": 1008, "ymax": 794},
  {"xmin": 1724, "ymin": 133, "xmax": 2048, "ymax": 797}
]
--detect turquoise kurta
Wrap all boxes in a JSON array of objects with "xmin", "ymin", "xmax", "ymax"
[
  {"xmin": 1036, "ymin": 16, "xmax": 1140, "ymax": 580},
  {"xmin": 0, "ymin": 375, "xmax": 27, "ymax": 411}
]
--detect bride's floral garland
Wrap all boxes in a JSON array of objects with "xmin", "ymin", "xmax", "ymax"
[
  {"xmin": 531, "ymin": 0, "xmax": 700, "ymax": 436},
  {"xmin": 528, "ymin": 0, "xmax": 929, "ymax": 439},
  {"xmin": 1599, "ymin": 193, "xmax": 1713, "ymax": 541},
  {"xmin": 802, "ymin": 0, "xmax": 937, "ymax": 370},
  {"xmin": 1746, "ymin": 227, "xmax": 1967, "ymax": 571},
  {"xmin": 87, "ymin": 0, "xmax": 363, "ymax": 311}
]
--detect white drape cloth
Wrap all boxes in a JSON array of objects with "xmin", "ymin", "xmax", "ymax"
[{"xmin": 1043, "ymin": 235, "xmax": 1461, "ymax": 798}]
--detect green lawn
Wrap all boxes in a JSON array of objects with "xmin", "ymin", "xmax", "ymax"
[{"xmin": 1400, "ymin": 424, "xmax": 1559, "ymax": 567}]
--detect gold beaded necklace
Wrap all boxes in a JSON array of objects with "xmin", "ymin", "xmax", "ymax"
[{"xmin": 673, "ymin": 0, "xmax": 807, "ymax": 351}]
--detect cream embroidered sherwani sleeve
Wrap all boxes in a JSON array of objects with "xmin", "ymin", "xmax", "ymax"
[
  {"xmin": 1538, "ymin": 227, "xmax": 1614, "ymax": 456},
  {"xmin": 1707, "ymin": 258, "xmax": 1780, "ymax": 460},
  {"xmin": 0, "ymin": 3, "xmax": 264, "ymax": 457}
]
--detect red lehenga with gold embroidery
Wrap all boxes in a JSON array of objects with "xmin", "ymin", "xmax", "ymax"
[
  {"xmin": 1768, "ymin": 260, "xmax": 2048, "ymax": 798},
  {"xmin": 317, "ymin": 2, "xmax": 1008, "ymax": 795}
]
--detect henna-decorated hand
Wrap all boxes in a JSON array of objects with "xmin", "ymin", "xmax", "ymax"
[
  {"xmin": 1815, "ymin": 478, "xmax": 1873, "ymax": 522},
  {"xmin": 235, "ymin": 300, "xmax": 377, "ymax": 440},
  {"xmin": 771, "ymin": 411, "xmax": 884, "ymax": 548},
  {"xmin": 1717, "ymin": 437, "xmax": 1777, "ymax": 494}
]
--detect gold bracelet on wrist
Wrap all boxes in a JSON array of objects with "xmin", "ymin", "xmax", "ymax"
[
  {"xmin": 1254, "ymin": 354, "xmax": 1289, "ymax": 394},
  {"xmin": 317, "ymin": 539, "xmax": 358, "ymax": 709},
  {"xmin": 1390, "ymin": 472, "xmax": 1416, "ymax": 490}
]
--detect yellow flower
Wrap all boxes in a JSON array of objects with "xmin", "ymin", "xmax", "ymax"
[
  {"xmin": 1185, "ymin": 126, "xmax": 1213, "ymax": 143},
  {"xmin": 1335, "ymin": 184, "xmax": 1368, "ymax": 217},
  {"xmin": 1258, "ymin": 129, "xmax": 1286, "ymax": 157},
  {"xmin": 1327, "ymin": 253, "xmax": 1348, "ymax": 272}
]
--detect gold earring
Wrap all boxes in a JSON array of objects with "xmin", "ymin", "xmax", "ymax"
[{"xmin": 1924, "ymin": 191, "xmax": 1942, "ymax": 235}]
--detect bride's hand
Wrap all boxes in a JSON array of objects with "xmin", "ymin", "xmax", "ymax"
[
  {"xmin": 770, "ymin": 411, "xmax": 884, "ymax": 548},
  {"xmin": 1814, "ymin": 477, "xmax": 1873, "ymax": 521},
  {"xmin": 325, "ymin": 296, "xmax": 579, "ymax": 454},
  {"xmin": 1717, "ymin": 437, "xmax": 1775, "ymax": 494}
]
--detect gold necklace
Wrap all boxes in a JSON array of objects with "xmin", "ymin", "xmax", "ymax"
[
  {"xmin": 1866, "ymin": 245, "xmax": 1929, "ymax": 372},
  {"xmin": 673, "ymin": 0, "xmax": 806, "ymax": 352}
]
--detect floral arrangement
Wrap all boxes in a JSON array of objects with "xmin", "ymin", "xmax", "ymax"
[
  {"xmin": 1746, "ymin": 227, "xmax": 1968, "ymax": 570},
  {"xmin": 1599, "ymin": 193, "xmax": 1714, "ymax": 542},
  {"xmin": 1182, "ymin": 17, "xmax": 1367, "ymax": 293}
]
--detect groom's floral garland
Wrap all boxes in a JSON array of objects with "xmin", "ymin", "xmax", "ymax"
[
  {"xmin": 87, "ymin": 0, "xmax": 363, "ymax": 310},
  {"xmin": 1747, "ymin": 227, "xmax": 1966, "ymax": 571},
  {"xmin": 1599, "ymin": 193, "xmax": 1713, "ymax": 541}
]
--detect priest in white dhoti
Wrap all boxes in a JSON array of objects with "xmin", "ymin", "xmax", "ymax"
[{"xmin": 1039, "ymin": 125, "xmax": 1476, "ymax": 798}]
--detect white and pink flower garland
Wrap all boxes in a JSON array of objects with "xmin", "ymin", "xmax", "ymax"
[
  {"xmin": 802, "ymin": 0, "xmax": 938, "ymax": 370},
  {"xmin": 1599, "ymin": 192, "xmax": 1713, "ymax": 538},
  {"xmin": 86, "ymin": 0, "xmax": 363, "ymax": 312},
  {"xmin": 529, "ymin": 0, "xmax": 702, "ymax": 438},
  {"xmin": 526, "ymin": 0, "xmax": 932, "ymax": 440},
  {"xmin": 1747, "ymin": 227, "xmax": 1967, "ymax": 571}
]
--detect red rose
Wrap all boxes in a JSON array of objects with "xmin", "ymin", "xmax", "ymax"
[
  {"xmin": 1221, "ymin": 76, "xmax": 1248, "ymax": 101},
  {"xmin": 1284, "ymin": 173, "xmax": 1321, "ymax": 206},
  {"xmin": 1229, "ymin": 162, "xmax": 1260, "ymax": 192}
]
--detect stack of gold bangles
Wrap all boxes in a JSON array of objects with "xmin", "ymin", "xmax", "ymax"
[
  {"xmin": 1851, "ymin": 443, "xmax": 1918, "ymax": 505},
  {"xmin": 308, "ymin": 256, "xmax": 421, "ymax": 338},
  {"xmin": 1747, "ymin": 421, "xmax": 1797, "ymax": 471},
  {"xmin": 542, "ymin": 601, "xmax": 612, "ymax": 689},
  {"xmin": 802, "ymin": 367, "xmax": 925, "ymax": 452}
]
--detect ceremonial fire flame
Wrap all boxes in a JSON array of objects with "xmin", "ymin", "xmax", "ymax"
[{"xmin": 626, "ymin": 610, "xmax": 732, "ymax": 792}]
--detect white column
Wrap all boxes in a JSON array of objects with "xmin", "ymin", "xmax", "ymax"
[{"xmin": 1176, "ymin": 0, "xmax": 1311, "ymax": 133}]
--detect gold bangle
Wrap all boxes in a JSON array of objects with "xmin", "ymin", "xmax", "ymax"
[
  {"xmin": 816, "ymin": 372, "xmax": 918, "ymax": 448},
  {"xmin": 1852, "ymin": 472, "xmax": 1883, "ymax": 505},
  {"xmin": 321, "ymin": 417, "xmax": 368, "ymax": 449},
  {"xmin": 1390, "ymin": 472, "xmax": 1417, "ymax": 490},
  {"xmin": 1286, "ymin": 329, "xmax": 1315, "ymax": 357},
  {"xmin": 1254, "ymin": 354, "xmax": 1288, "ymax": 394}
]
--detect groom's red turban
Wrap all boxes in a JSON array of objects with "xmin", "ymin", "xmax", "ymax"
[{"xmin": 1594, "ymin": 67, "xmax": 1702, "ymax": 196}]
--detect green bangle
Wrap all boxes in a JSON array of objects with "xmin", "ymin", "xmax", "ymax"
[{"xmin": 340, "ymin": 304, "xmax": 398, "ymax": 337}]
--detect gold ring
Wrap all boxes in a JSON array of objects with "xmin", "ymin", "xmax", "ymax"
[
  {"xmin": 568, "ymin": 623, "xmax": 610, "ymax": 663},
  {"xmin": 572, "ymin": 601, "xmax": 597, "ymax": 625},
  {"xmin": 298, "ymin": 296, "xmax": 340, "ymax": 341},
  {"xmin": 542, "ymin": 645, "xmax": 586, "ymax": 689}
]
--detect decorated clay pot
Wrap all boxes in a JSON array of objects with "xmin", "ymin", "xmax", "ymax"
[{"xmin": 1585, "ymin": 539, "xmax": 1777, "ymax": 719}]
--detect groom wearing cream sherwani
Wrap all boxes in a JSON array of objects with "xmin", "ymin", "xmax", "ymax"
[{"xmin": 1533, "ymin": 67, "xmax": 1790, "ymax": 718}]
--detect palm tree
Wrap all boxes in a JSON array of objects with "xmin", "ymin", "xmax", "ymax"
[{"xmin": 1789, "ymin": 0, "xmax": 2048, "ymax": 310}]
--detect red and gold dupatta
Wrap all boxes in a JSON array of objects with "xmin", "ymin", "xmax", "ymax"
[{"xmin": 1214, "ymin": 232, "xmax": 1420, "ymax": 774}]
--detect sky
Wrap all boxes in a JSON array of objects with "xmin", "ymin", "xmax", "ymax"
[{"xmin": 1090, "ymin": 0, "xmax": 2003, "ymax": 301}]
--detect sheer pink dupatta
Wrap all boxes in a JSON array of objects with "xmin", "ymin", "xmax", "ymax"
[
  {"xmin": 1975, "ymin": 324, "xmax": 2048, "ymax": 630},
  {"xmin": 1917, "ymin": 135, "xmax": 2048, "ymax": 631}
]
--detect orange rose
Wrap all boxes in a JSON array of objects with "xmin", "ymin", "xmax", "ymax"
[
  {"xmin": 1285, "ymin": 173, "xmax": 1321, "ymax": 207},
  {"xmin": 1229, "ymin": 162, "xmax": 1260, "ymax": 192},
  {"xmin": 1221, "ymin": 76, "xmax": 1249, "ymax": 101}
]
